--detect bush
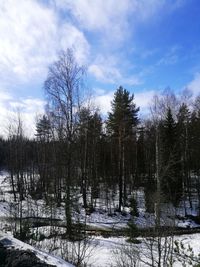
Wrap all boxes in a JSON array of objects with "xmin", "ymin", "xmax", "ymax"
[
  {"xmin": 129, "ymin": 196, "xmax": 139, "ymax": 217},
  {"xmin": 126, "ymin": 220, "xmax": 139, "ymax": 241}
]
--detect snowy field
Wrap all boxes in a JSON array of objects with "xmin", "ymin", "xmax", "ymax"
[
  {"xmin": 1, "ymin": 231, "xmax": 200, "ymax": 267},
  {"xmin": 1, "ymin": 171, "xmax": 200, "ymax": 266},
  {"xmin": 0, "ymin": 230, "xmax": 200, "ymax": 267}
]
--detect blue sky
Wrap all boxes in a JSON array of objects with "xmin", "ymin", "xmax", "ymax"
[{"xmin": 0, "ymin": 0, "xmax": 200, "ymax": 135}]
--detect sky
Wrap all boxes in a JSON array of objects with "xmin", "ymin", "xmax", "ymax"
[{"xmin": 0, "ymin": 0, "xmax": 200, "ymax": 136}]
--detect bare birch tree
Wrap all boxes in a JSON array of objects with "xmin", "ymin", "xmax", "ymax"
[{"xmin": 44, "ymin": 49, "xmax": 85, "ymax": 237}]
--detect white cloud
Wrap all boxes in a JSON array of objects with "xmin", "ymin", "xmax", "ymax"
[
  {"xmin": 0, "ymin": 0, "xmax": 185, "ymax": 87},
  {"xmin": 93, "ymin": 89, "xmax": 114, "ymax": 115},
  {"xmin": 0, "ymin": 0, "xmax": 187, "ymax": 132},
  {"xmin": 157, "ymin": 46, "xmax": 180, "ymax": 66},
  {"xmin": 89, "ymin": 64, "xmax": 121, "ymax": 84},
  {"xmin": 187, "ymin": 73, "xmax": 200, "ymax": 96},
  {"xmin": 56, "ymin": 0, "xmax": 184, "ymax": 85},
  {"xmin": 0, "ymin": 0, "xmax": 90, "ymax": 85},
  {"xmin": 0, "ymin": 91, "xmax": 13, "ymax": 101},
  {"xmin": 56, "ymin": 0, "xmax": 185, "ymax": 44},
  {"xmin": 135, "ymin": 90, "xmax": 156, "ymax": 115},
  {"xmin": 59, "ymin": 23, "xmax": 90, "ymax": 64},
  {"xmin": 89, "ymin": 63, "xmax": 141, "ymax": 85},
  {"xmin": 93, "ymin": 88, "xmax": 156, "ymax": 116},
  {"xmin": 0, "ymin": 0, "xmax": 91, "ymax": 135},
  {"xmin": 55, "ymin": 0, "xmax": 132, "ymax": 43},
  {"xmin": 0, "ymin": 90, "xmax": 45, "ymax": 137},
  {"xmin": 88, "ymin": 55, "xmax": 141, "ymax": 85}
]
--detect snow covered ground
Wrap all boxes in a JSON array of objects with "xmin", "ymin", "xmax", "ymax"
[
  {"xmin": 27, "ymin": 232, "xmax": 200, "ymax": 267},
  {"xmin": 0, "ymin": 171, "xmax": 74, "ymax": 266},
  {"xmin": 0, "ymin": 232, "xmax": 74, "ymax": 267},
  {"xmin": 1, "ymin": 171, "xmax": 200, "ymax": 266},
  {"xmin": 0, "ymin": 170, "xmax": 199, "ymax": 231}
]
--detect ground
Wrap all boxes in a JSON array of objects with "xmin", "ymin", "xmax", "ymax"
[{"xmin": 1, "ymin": 171, "xmax": 200, "ymax": 266}]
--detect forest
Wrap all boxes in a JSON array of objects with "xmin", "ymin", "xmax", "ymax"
[{"xmin": 1, "ymin": 49, "xmax": 200, "ymax": 266}]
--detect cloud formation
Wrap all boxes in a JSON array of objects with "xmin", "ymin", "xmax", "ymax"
[
  {"xmin": 0, "ymin": 0, "xmax": 185, "ymax": 87},
  {"xmin": 187, "ymin": 73, "xmax": 200, "ymax": 96},
  {"xmin": 93, "ymin": 89, "xmax": 114, "ymax": 115},
  {"xmin": 0, "ymin": 0, "xmax": 192, "ymax": 133},
  {"xmin": 0, "ymin": 90, "xmax": 45, "ymax": 137},
  {"xmin": 0, "ymin": 0, "xmax": 89, "ymax": 84},
  {"xmin": 55, "ymin": 0, "xmax": 185, "ymax": 85},
  {"xmin": 88, "ymin": 55, "xmax": 141, "ymax": 85},
  {"xmin": 93, "ymin": 88, "xmax": 156, "ymax": 116},
  {"xmin": 57, "ymin": 0, "xmax": 185, "ymax": 40}
]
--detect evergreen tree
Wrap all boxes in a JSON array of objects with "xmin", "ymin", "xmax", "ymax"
[
  {"xmin": 161, "ymin": 107, "xmax": 182, "ymax": 205},
  {"xmin": 107, "ymin": 86, "xmax": 139, "ymax": 211},
  {"xmin": 35, "ymin": 115, "xmax": 51, "ymax": 142},
  {"xmin": 35, "ymin": 115, "xmax": 52, "ymax": 196},
  {"xmin": 88, "ymin": 111, "xmax": 102, "ymax": 208},
  {"xmin": 191, "ymin": 95, "xmax": 200, "ymax": 173},
  {"xmin": 77, "ymin": 107, "xmax": 91, "ymax": 208}
]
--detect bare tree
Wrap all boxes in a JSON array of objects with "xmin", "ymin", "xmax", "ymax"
[
  {"xmin": 6, "ymin": 111, "xmax": 28, "ymax": 239},
  {"xmin": 150, "ymin": 95, "xmax": 162, "ymax": 227},
  {"xmin": 44, "ymin": 49, "xmax": 85, "ymax": 237}
]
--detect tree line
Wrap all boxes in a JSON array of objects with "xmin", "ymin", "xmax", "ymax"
[{"xmin": 0, "ymin": 49, "xmax": 200, "ymax": 238}]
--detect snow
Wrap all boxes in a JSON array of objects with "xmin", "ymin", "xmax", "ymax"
[
  {"xmin": 1, "ymin": 170, "xmax": 200, "ymax": 231},
  {"xmin": 28, "ymin": 228, "xmax": 200, "ymax": 267},
  {"xmin": 175, "ymin": 233, "xmax": 200, "ymax": 256},
  {"xmin": 87, "ymin": 234, "xmax": 200, "ymax": 267},
  {"xmin": 87, "ymin": 236, "xmax": 125, "ymax": 267},
  {"xmin": 0, "ymin": 232, "xmax": 74, "ymax": 267},
  {"xmin": 86, "ymin": 209, "xmax": 130, "ymax": 230},
  {"xmin": 1, "ymin": 170, "xmax": 200, "ymax": 266},
  {"xmin": 0, "ymin": 171, "xmax": 74, "ymax": 266}
]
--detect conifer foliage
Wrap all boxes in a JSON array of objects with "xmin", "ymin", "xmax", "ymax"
[
  {"xmin": 160, "ymin": 107, "xmax": 182, "ymax": 204},
  {"xmin": 107, "ymin": 86, "xmax": 139, "ymax": 211}
]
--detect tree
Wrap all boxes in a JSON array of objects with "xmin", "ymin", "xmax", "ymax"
[
  {"xmin": 136, "ymin": 126, "xmax": 146, "ymax": 178},
  {"xmin": 150, "ymin": 95, "xmax": 162, "ymax": 227},
  {"xmin": 150, "ymin": 94, "xmax": 182, "ymax": 226},
  {"xmin": 6, "ymin": 111, "xmax": 29, "ymax": 239},
  {"xmin": 107, "ymin": 86, "xmax": 139, "ymax": 211},
  {"xmin": 76, "ymin": 107, "xmax": 102, "ymax": 210},
  {"xmin": 177, "ymin": 103, "xmax": 191, "ymax": 213},
  {"xmin": 160, "ymin": 107, "xmax": 182, "ymax": 205},
  {"xmin": 190, "ymin": 96, "xmax": 200, "ymax": 216},
  {"xmin": 35, "ymin": 115, "xmax": 51, "ymax": 142},
  {"xmin": 44, "ymin": 49, "xmax": 85, "ymax": 237},
  {"xmin": 35, "ymin": 115, "xmax": 52, "ymax": 197}
]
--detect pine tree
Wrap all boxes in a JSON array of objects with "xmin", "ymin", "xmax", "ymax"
[
  {"xmin": 161, "ymin": 107, "xmax": 182, "ymax": 205},
  {"xmin": 107, "ymin": 86, "xmax": 139, "ymax": 211},
  {"xmin": 35, "ymin": 115, "xmax": 51, "ymax": 142}
]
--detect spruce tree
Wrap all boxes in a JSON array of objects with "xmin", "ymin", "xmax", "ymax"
[
  {"xmin": 35, "ymin": 115, "xmax": 51, "ymax": 142},
  {"xmin": 107, "ymin": 86, "xmax": 139, "ymax": 211},
  {"xmin": 161, "ymin": 107, "xmax": 182, "ymax": 205}
]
